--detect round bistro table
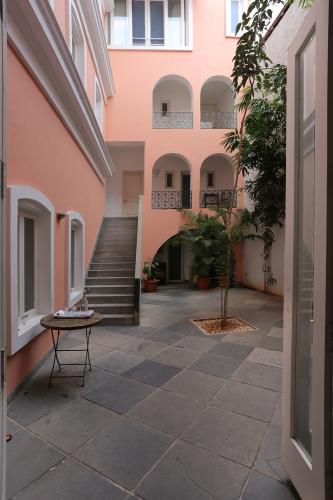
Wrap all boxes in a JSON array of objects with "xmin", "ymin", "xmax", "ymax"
[{"xmin": 40, "ymin": 313, "xmax": 103, "ymax": 388}]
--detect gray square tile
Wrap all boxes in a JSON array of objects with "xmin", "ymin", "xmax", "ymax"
[
  {"xmin": 254, "ymin": 425, "xmax": 288, "ymax": 482},
  {"xmin": 152, "ymin": 346, "xmax": 201, "ymax": 368},
  {"xmin": 182, "ymin": 406, "xmax": 267, "ymax": 467},
  {"xmin": 162, "ymin": 369, "xmax": 225, "ymax": 402},
  {"xmin": 247, "ymin": 347, "xmax": 283, "ymax": 368},
  {"xmin": 271, "ymin": 398, "xmax": 281, "ymax": 427},
  {"xmin": 6, "ymin": 429, "xmax": 64, "ymax": 499},
  {"xmin": 190, "ymin": 354, "xmax": 242, "ymax": 379},
  {"xmin": 268, "ymin": 327, "xmax": 283, "ymax": 338},
  {"xmin": 127, "ymin": 390, "xmax": 204, "ymax": 436},
  {"xmin": 232, "ymin": 362, "xmax": 282, "ymax": 392},
  {"xmin": 123, "ymin": 360, "xmax": 181, "ymax": 387},
  {"xmin": 148, "ymin": 328, "xmax": 188, "ymax": 345},
  {"xmin": 212, "ymin": 381, "xmax": 279, "ymax": 422},
  {"xmin": 92, "ymin": 350, "xmax": 144, "ymax": 374},
  {"xmin": 175, "ymin": 336, "xmax": 218, "ymax": 353},
  {"xmin": 73, "ymin": 415, "xmax": 174, "ymax": 489},
  {"xmin": 84, "ymin": 373, "xmax": 154, "ymax": 413},
  {"xmin": 223, "ymin": 331, "xmax": 265, "ymax": 347},
  {"xmin": 136, "ymin": 440, "xmax": 249, "ymax": 500},
  {"xmin": 261, "ymin": 336, "xmax": 283, "ymax": 352},
  {"xmin": 242, "ymin": 472, "xmax": 297, "ymax": 500},
  {"xmin": 8, "ymin": 379, "xmax": 74, "ymax": 426},
  {"xmin": 14, "ymin": 459, "xmax": 126, "ymax": 500},
  {"xmin": 6, "ymin": 417, "xmax": 21, "ymax": 436},
  {"xmin": 209, "ymin": 342, "xmax": 253, "ymax": 359},
  {"xmin": 120, "ymin": 338, "xmax": 166, "ymax": 357},
  {"xmin": 29, "ymin": 399, "xmax": 113, "ymax": 453}
]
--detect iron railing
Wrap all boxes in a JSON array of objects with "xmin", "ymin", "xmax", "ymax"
[
  {"xmin": 200, "ymin": 190, "xmax": 237, "ymax": 208},
  {"xmin": 153, "ymin": 112, "xmax": 193, "ymax": 129},
  {"xmin": 200, "ymin": 111, "xmax": 237, "ymax": 129},
  {"xmin": 152, "ymin": 191, "xmax": 192, "ymax": 209}
]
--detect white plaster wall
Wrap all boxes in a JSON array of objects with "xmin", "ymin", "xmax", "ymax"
[
  {"xmin": 153, "ymin": 80, "xmax": 192, "ymax": 112},
  {"xmin": 243, "ymin": 3, "xmax": 308, "ymax": 297},
  {"xmin": 200, "ymin": 156, "xmax": 234, "ymax": 190},
  {"xmin": 105, "ymin": 147, "xmax": 144, "ymax": 216},
  {"xmin": 152, "ymin": 155, "xmax": 190, "ymax": 191}
]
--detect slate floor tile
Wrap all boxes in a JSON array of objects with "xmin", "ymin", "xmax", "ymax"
[
  {"xmin": 271, "ymin": 397, "xmax": 281, "ymax": 427},
  {"xmin": 136, "ymin": 440, "xmax": 249, "ymax": 500},
  {"xmin": 6, "ymin": 429, "xmax": 64, "ymax": 499},
  {"xmin": 6, "ymin": 417, "xmax": 21, "ymax": 436},
  {"xmin": 261, "ymin": 336, "xmax": 283, "ymax": 352},
  {"xmin": 127, "ymin": 390, "xmax": 204, "ymax": 436},
  {"xmin": 73, "ymin": 415, "xmax": 174, "ymax": 490},
  {"xmin": 123, "ymin": 359, "xmax": 181, "ymax": 387},
  {"xmin": 242, "ymin": 472, "xmax": 298, "ymax": 500},
  {"xmin": 190, "ymin": 354, "xmax": 242, "ymax": 379},
  {"xmin": 247, "ymin": 347, "xmax": 283, "ymax": 368},
  {"xmin": 92, "ymin": 350, "xmax": 144, "ymax": 374},
  {"xmin": 147, "ymin": 328, "xmax": 188, "ymax": 345},
  {"xmin": 152, "ymin": 346, "xmax": 201, "ymax": 368},
  {"xmin": 232, "ymin": 361, "xmax": 282, "ymax": 392},
  {"xmin": 7, "ymin": 379, "xmax": 74, "ymax": 426},
  {"xmin": 175, "ymin": 335, "xmax": 218, "ymax": 353},
  {"xmin": 28, "ymin": 398, "xmax": 114, "ymax": 453},
  {"xmin": 182, "ymin": 406, "xmax": 267, "ymax": 467},
  {"xmin": 268, "ymin": 326, "xmax": 283, "ymax": 338},
  {"xmin": 212, "ymin": 381, "xmax": 279, "ymax": 422},
  {"xmin": 254, "ymin": 425, "xmax": 288, "ymax": 482},
  {"xmin": 83, "ymin": 373, "xmax": 154, "ymax": 413},
  {"xmin": 14, "ymin": 459, "xmax": 126, "ymax": 500},
  {"xmin": 222, "ymin": 331, "xmax": 265, "ymax": 347},
  {"xmin": 162, "ymin": 369, "xmax": 225, "ymax": 402},
  {"xmin": 119, "ymin": 338, "xmax": 166, "ymax": 358},
  {"xmin": 209, "ymin": 341, "xmax": 253, "ymax": 359}
]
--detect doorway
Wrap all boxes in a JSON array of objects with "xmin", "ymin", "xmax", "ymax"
[
  {"xmin": 123, "ymin": 171, "xmax": 143, "ymax": 216},
  {"xmin": 181, "ymin": 172, "xmax": 191, "ymax": 209},
  {"xmin": 168, "ymin": 244, "xmax": 182, "ymax": 281}
]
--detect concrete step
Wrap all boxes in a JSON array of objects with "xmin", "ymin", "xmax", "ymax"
[
  {"xmin": 93, "ymin": 255, "xmax": 136, "ymax": 262},
  {"xmin": 99, "ymin": 314, "xmax": 136, "ymax": 326},
  {"xmin": 88, "ymin": 269, "xmax": 135, "ymax": 278},
  {"xmin": 85, "ymin": 284, "xmax": 135, "ymax": 294},
  {"xmin": 87, "ymin": 293, "xmax": 134, "ymax": 303},
  {"xmin": 86, "ymin": 277, "xmax": 135, "ymax": 286},
  {"xmin": 90, "ymin": 303, "xmax": 135, "ymax": 315},
  {"xmin": 90, "ymin": 262, "xmax": 135, "ymax": 270}
]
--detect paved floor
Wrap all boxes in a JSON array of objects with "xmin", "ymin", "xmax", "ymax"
[{"xmin": 7, "ymin": 286, "xmax": 299, "ymax": 500}]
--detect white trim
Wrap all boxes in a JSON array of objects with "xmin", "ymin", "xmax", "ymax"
[
  {"xmin": 77, "ymin": 0, "xmax": 115, "ymax": 98},
  {"xmin": 69, "ymin": 0, "xmax": 87, "ymax": 88},
  {"xmin": 66, "ymin": 211, "xmax": 85, "ymax": 308},
  {"xmin": 7, "ymin": 0, "xmax": 114, "ymax": 181},
  {"xmin": 9, "ymin": 185, "xmax": 55, "ymax": 355},
  {"xmin": 94, "ymin": 75, "xmax": 104, "ymax": 129},
  {"xmin": 225, "ymin": 0, "xmax": 245, "ymax": 37}
]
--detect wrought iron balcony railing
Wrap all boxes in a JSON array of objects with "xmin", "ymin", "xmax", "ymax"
[
  {"xmin": 152, "ymin": 191, "xmax": 192, "ymax": 209},
  {"xmin": 153, "ymin": 112, "xmax": 193, "ymax": 129},
  {"xmin": 200, "ymin": 190, "xmax": 237, "ymax": 208},
  {"xmin": 200, "ymin": 111, "xmax": 237, "ymax": 129}
]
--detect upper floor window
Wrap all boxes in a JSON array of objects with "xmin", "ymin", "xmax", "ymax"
[
  {"xmin": 70, "ymin": 1, "xmax": 86, "ymax": 86},
  {"xmin": 226, "ymin": 0, "xmax": 245, "ymax": 37},
  {"xmin": 108, "ymin": 0, "xmax": 192, "ymax": 49},
  {"xmin": 95, "ymin": 77, "xmax": 103, "ymax": 129}
]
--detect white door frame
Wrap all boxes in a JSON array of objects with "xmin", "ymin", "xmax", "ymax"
[
  {"xmin": 0, "ymin": 1, "xmax": 6, "ymax": 499},
  {"xmin": 282, "ymin": 1, "xmax": 332, "ymax": 498},
  {"xmin": 122, "ymin": 170, "xmax": 143, "ymax": 216}
]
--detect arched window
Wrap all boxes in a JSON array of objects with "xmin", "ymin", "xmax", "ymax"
[
  {"xmin": 67, "ymin": 212, "xmax": 85, "ymax": 308},
  {"xmin": 200, "ymin": 76, "xmax": 236, "ymax": 129},
  {"xmin": 9, "ymin": 186, "xmax": 55, "ymax": 354},
  {"xmin": 69, "ymin": 1, "xmax": 86, "ymax": 86},
  {"xmin": 153, "ymin": 75, "xmax": 193, "ymax": 128}
]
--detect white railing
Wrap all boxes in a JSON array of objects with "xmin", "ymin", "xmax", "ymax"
[
  {"xmin": 153, "ymin": 112, "xmax": 193, "ymax": 129},
  {"xmin": 201, "ymin": 111, "xmax": 237, "ymax": 129}
]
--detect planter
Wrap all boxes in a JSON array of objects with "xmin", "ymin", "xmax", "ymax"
[
  {"xmin": 197, "ymin": 276, "xmax": 211, "ymax": 290},
  {"xmin": 144, "ymin": 279, "xmax": 159, "ymax": 293}
]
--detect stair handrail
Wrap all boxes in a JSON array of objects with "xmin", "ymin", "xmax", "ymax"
[{"xmin": 134, "ymin": 194, "xmax": 143, "ymax": 324}]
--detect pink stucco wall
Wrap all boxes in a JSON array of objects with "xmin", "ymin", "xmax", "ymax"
[
  {"xmin": 6, "ymin": 47, "xmax": 106, "ymax": 395},
  {"xmin": 105, "ymin": 0, "xmax": 243, "ymax": 273}
]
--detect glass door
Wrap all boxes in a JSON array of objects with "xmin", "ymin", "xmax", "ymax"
[
  {"xmin": 282, "ymin": 0, "xmax": 332, "ymax": 498},
  {"xmin": 0, "ymin": 1, "xmax": 6, "ymax": 499}
]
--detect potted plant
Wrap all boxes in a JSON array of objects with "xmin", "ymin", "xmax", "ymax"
[
  {"xmin": 193, "ymin": 255, "xmax": 214, "ymax": 290},
  {"xmin": 142, "ymin": 259, "xmax": 160, "ymax": 293}
]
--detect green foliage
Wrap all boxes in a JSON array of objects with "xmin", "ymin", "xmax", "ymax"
[{"xmin": 142, "ymin": 259, "xmax": 160, "ymax": 281}]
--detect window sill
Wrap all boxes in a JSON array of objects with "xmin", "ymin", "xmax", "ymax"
[
  {"xmin": 18, "ymin": 314, "xmax": 45, "ymax": 340},
  {"xmin": 108, "ymin": 44, "xmax": 193, "ymax": 52},
  {"xmin": 69, "ymin": 290, "xmax": 84, "ymax": 308}
]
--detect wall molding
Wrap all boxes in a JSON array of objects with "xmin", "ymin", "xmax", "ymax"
[{"xmin": 7, "ymin": 0, "xmax": 114, "ymax": 181}]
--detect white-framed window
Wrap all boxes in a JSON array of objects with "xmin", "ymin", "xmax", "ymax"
[
  {"xmin": 207, "ymin": 172, "xmax": 215, "ymax": 188},
  {"xmin": 94, "ymin": 77, "xmax": 103, "ymax": 129},
  {"xmin": 9, "ymin": 186, "xmax": 55, "ymax": 355},
  {"xmin": 109, "ymin": 0, "xmax": 192, "ymax": 49},
  {"xmin": 69, "ymin": 0, "xmax": 86, "ymax": 86},
  {"xmin": 67, "ymin": 212, "xmax": 85, "ymax": 308},
  {"xmin": 226, "ymin": 0, "xmax": 245, "ymax": 37}
]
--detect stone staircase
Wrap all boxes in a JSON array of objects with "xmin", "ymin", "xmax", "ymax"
[{"xmin": 85, "ymin": 217, "xmax": 138, "ymax": 325}]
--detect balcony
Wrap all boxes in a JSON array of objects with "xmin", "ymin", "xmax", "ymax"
[
  {"xmin": 152, "ymin": 190, "xmax": 192, "ymax": 209},
  {"xmin": 200, "ymin": 111, "xmax": 237, "ymax": 130},
  {"xmin": 153, "ymin": 111, "xmax": 193, "ymax": 129},
  {"xmin": 200, "ymin": 189, "xmax": 236, "ymax": 208}
]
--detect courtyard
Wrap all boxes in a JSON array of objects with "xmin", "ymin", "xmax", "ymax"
[{"xmin": 6, "ymin": 286, "xmax": 297, "ymax": 500}]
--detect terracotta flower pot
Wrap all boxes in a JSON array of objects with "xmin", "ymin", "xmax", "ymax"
[
  {"xmin": 197, "ymin": 276, "xmax": 211, "ymax": 290},
  {"xmin": 144, "ymin": 280, "xmax": 159, "ymax": 293}
]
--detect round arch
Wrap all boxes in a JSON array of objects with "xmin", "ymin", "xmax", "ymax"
[
  {"xmin": 200, "ymin": 76, "xmax": 235, "ymax": 129},
  {"xmin": 200, "ymin": 153, "xmax": 235, "ymax": 208},
  {"xmin": 152, "ymin": 153, "xmax": 192, "ymax": 209},
  {"xmin": 153, "ymin": 75, "xmax": 193, "ymax": 128}
]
